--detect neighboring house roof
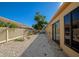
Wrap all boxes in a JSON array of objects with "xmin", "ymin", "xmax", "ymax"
[
  {"xmin": 46, "ymin": 2, "xmax": 71, "ymax": 28},
  {"xmin": 0, "ymin": 16, "xmax": 31, "ymax": 29}
]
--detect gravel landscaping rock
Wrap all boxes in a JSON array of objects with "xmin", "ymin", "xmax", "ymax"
[{"xmin": 0, "ymin": 34, "xmax": 38, "ymax": 57}]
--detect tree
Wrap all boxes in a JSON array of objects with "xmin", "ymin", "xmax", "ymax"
[
  {"xmin": 32, "ymin": 12, "xmax": 48, "ymax": 32},
  {"xmin": 32, "ymin": 24, "xmax": 37, "ymax": 30}
]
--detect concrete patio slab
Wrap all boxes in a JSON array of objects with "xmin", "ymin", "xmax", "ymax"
[{"xmin": 21, "ymin": 34, "xmax": 68, "ymax": 57}]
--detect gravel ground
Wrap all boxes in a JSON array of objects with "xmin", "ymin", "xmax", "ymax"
[
  {"xmin": 0, "ymin": 34, "xmax": 38, "ymax": 57},
  {"xmin": 21, "ymin": 34, "xmax": 68, "ymax": 57}
]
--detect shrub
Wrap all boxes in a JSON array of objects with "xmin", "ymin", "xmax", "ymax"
[
  {"xmin": 27, "ymin": 32, "xmax": 33, "ymax": 36},
  {"xmin": 0, "ymin": 21, "xmax": 18, "ymax": 28},
  {"xmin": 7, "ymin": 22, "xmax": 18, "ymax": 28},
  {"xmin": 14, "ymin": 38, "xmax": 24, "ymax": 42}
]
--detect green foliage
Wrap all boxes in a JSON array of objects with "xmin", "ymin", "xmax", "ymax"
[
  {"xmin": 32, "ymin": 12, "xmax": 48, "ymax": 31},
  {"xmin": 34, "ymin": 12, "xmax": 46, "ymax": 23},
  {"xmin": 32, "ymin": 24, "xmax": 38, "ymax": 30},
  {"xmin": 7, "ymin": 22, "xmax": 18, "ymax": 28},
  {"xmin": 14, "ymin": 38, "xmax": 24, "ymax": 42},
  {"xmin": 0, "ymin": 21, "xmax": 7, "ymax": 27},
  {"xmin": 0, "ymin": 21, "xmax": 18, "ymax": 28}
]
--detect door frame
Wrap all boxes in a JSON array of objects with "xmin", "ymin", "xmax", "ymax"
[{"xmin": 52, "ymin": 20, "xmax": 60, "ymax": 44}]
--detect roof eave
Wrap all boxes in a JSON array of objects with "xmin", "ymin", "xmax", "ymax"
[{"xmin": 46, "ymin": 2, "xmax": 71, "ymax": 28}]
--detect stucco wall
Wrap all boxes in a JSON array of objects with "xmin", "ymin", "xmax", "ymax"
[
  {"xmin": 46, "ymin": 25, "xmax": 51, "ymax": 40},
  {"xmin": 46, "ymin": 2, "xmax": 79, "ymax": 56}
]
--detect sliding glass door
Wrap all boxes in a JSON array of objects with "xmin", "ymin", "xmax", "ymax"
[
  {"xmin": 52, "ymin": 21, "xmax": 60, "ymax": 44},
  {"xmin": 55, "ymin": 21, "xmax": 60, "ymax": 44}
]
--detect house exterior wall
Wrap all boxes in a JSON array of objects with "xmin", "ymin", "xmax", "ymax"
[
  {"xmin": 46, "ymin": 2, "xmax": 79, "ymax": 56},
  {"xmin": 46, "ymin": 24, "xmax": 52, "ymax": 41}
]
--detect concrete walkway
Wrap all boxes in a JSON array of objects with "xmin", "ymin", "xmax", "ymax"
[{"xmin": 21, "ymin": 34, "xmax": 68, "ymax": 57}]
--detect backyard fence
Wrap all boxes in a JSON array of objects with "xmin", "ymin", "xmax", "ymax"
[{"xmin": 0, "ymin": 27, "xmax": 26, "ymax": 43}]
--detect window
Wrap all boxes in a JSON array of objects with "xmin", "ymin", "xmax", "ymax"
[
  {"xmin": 64, "ymin": 13, "xmax": 72, "ymax": 47},
  {"xmin": 72, "ymin": 7, "xmax": 79, "ymax": 51},
  {"xmin": 64, "ymin": 7, "xmax": 79, "ymax": 52}
]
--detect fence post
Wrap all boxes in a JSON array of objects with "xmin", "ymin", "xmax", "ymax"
[
  {"xmin": 6, "ymin": 27, "xmax": 8, "ymax": 42},
  {"xmin": 23, "ymin": 29, "xmax": 27, "ymax": 40}
]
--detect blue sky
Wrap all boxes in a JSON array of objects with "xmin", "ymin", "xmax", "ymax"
[{"xmin": 0, "ymin": 2, "xmax": 61, "ymax": 27}]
